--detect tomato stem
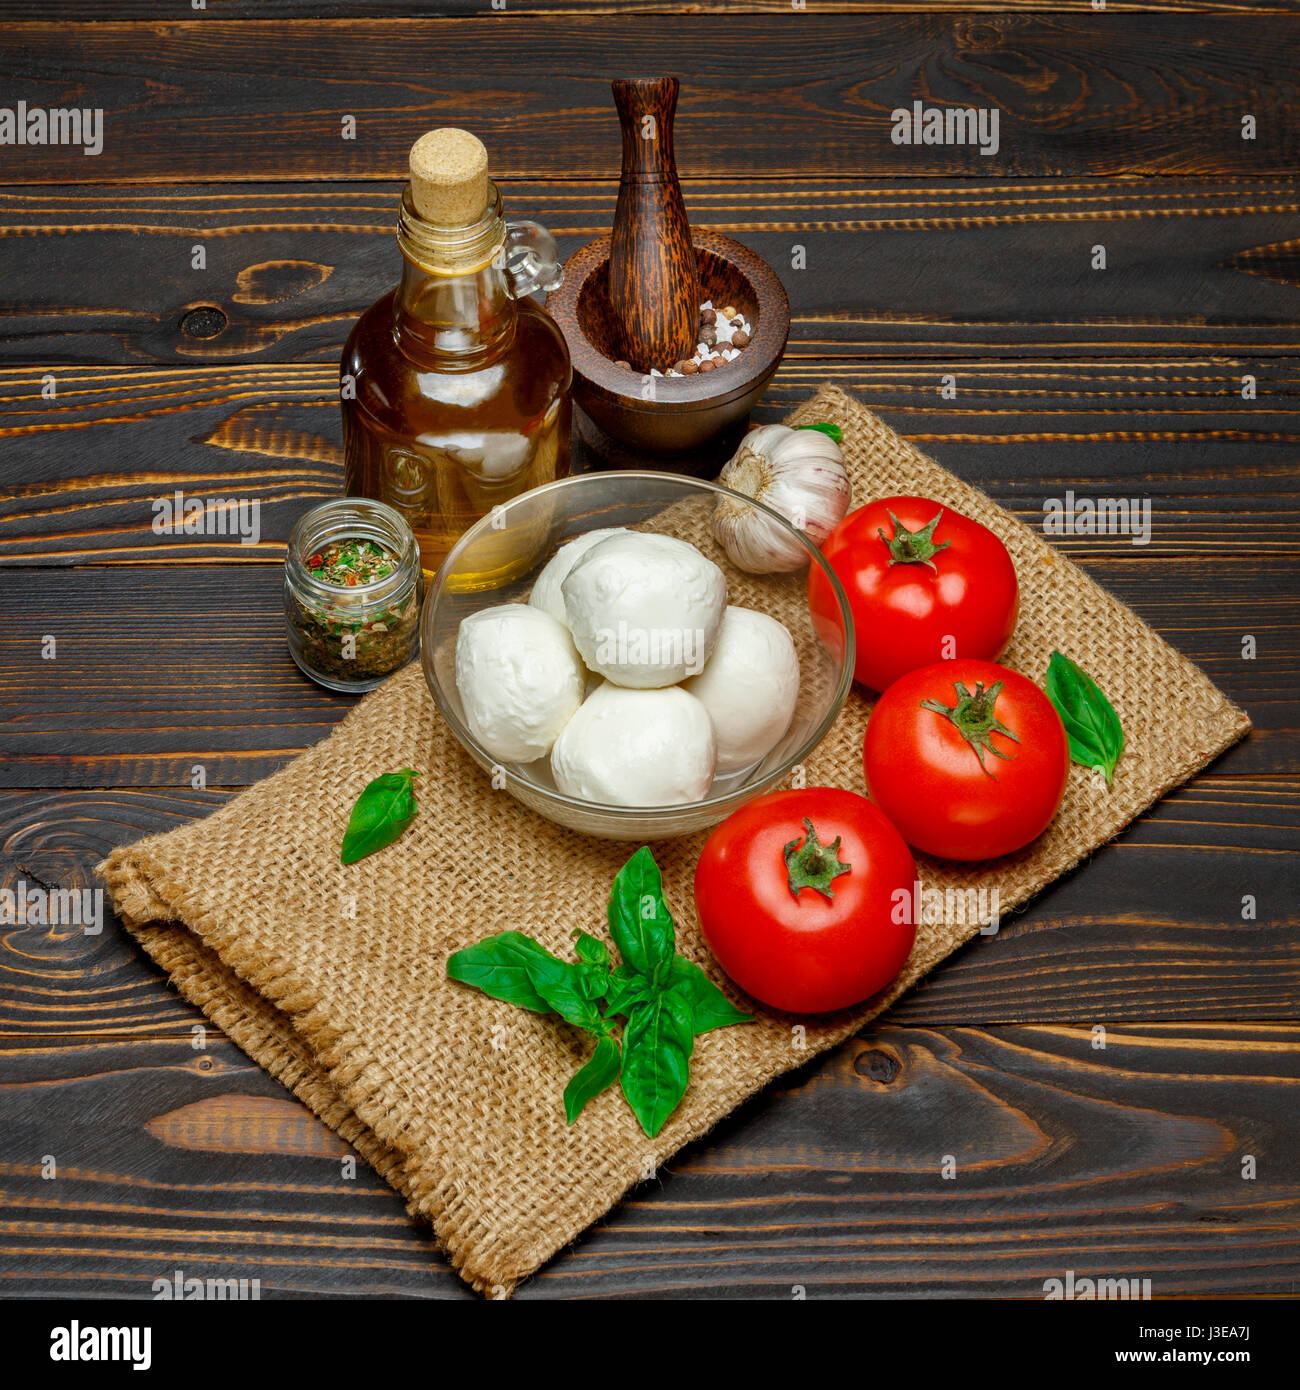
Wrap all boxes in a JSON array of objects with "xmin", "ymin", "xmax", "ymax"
[
  {"xmin": 920, "ymin": 679, "xmax": 1020, "ymax": 777},
  {"xmin": 783, "ymin": 818, "xmax": 852, "ymax": 901},
  {"xmin": 877, "ymin": 508, "xmax": 951, "ymax": 572}
]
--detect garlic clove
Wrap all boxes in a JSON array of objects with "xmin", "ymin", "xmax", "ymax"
[{"xmin": 712, "ymin": 423, "xmax": 852, "ymax": 574}]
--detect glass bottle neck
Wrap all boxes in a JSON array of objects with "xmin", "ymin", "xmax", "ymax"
[{"xmin": 393, "ymin": 253, "xmax": 516, "ymax": 369}]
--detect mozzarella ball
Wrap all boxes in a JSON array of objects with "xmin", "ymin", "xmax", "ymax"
[
  {"xmin": 561, "ymin": 532, "xmax": 727, "ymax": 688},
  {"xmin": 527, "ymin": 527, "xmax": 630, "ymax": 627},
  {"xmin": 550, "ymin": 682, "xmax": 716, "ymax": 806},
  {"xmin": 682, "ymin": 606, "xmax": 800, "ymax": 775},
  {"xmin": 454, "ymin": 604, "xmax": 584, "ymax": 763}
]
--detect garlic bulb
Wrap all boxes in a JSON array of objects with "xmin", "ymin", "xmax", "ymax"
[{"xmin": 712, "ymin": 423, "xmax": 851, "ymax": 573}]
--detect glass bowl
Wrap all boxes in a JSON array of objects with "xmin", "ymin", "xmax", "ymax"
[{"xmin": 421, "ymin": 471, "xmax": 854, "ymax": 840}]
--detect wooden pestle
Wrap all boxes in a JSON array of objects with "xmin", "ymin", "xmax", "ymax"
[{"xmin": 608, "ymin": 77, "xmax": 701, "ymax": 372}]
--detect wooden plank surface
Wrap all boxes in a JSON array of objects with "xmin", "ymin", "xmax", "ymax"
[
  {"xmin": 3, "ymin": 1025, "xmax": 1295, "ymax": 1297},
  {"xmin": 2, "ymin": 359, "xmax": 1297, "ymax": 563},
  {"xmin": 0, "ymin": 560, "xmax": 1288, "ymax": 786},
  {"xmin": 7, "ymin": 2, "xmax": 1300, "ymax": 17},
  {"xmin": 1, "ymin": 17, "xmax": 1297, "ymax": 181},
  {"xmin": 1, "ymin": 0, "xmax": 1296, "ymax": 1302},
  {"xmin": 3, "ymin": 179, "xmax": 1299, "ymax": 364},
  {"xmin": 1, "ymin": 785, "xmax": 1294, "ymax": 1034}
]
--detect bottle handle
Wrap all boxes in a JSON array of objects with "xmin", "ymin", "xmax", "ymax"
[{"xmin": 499, "ymin": 219, "xmax": 564, "ymax": 297}]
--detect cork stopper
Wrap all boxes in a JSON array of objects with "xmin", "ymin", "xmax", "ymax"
[{"xmin": 408, "ymin": 128, "xmax": 490, "ymax": 227}]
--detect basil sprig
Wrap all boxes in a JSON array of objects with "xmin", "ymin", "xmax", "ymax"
[
  {"xmin": 1044, "ymin": 651, "xmax": 1125, "ymax": 786},
  {"xmin": 446, "ymin": 846, "xmax": 754, "ymax": 1137},
  {"xmin": 340, "ymin": 768, "xmax": 419, "ymax": 864}
]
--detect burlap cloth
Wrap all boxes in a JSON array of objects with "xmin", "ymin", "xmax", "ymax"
[{"xmin": 99, "ymin": 385, "xmax": 1249, "ymax": 1296}]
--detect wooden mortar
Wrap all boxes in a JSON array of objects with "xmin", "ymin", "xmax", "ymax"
[{"xmin": 547, "ymin": 228, "xmax": 791, "ymax": 475}]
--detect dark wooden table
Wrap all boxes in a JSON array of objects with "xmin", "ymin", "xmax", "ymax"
[{"xmin": 1, "ymin": 4, "xmax": 1297, "ymax": 1300}]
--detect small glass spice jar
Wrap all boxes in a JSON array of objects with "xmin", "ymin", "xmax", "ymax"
[{"xmin": 284, "ymin": 498, "xmax": 423, "ymax": 693}]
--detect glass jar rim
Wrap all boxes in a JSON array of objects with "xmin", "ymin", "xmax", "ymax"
[{"xmin": 286, "ymin": 498, "xmax": 421, "ymax": 605}]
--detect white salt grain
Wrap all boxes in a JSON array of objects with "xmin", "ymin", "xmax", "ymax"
[{"xmin": 654, "ymin": 303, "xmax": 752, "ymax": 374}]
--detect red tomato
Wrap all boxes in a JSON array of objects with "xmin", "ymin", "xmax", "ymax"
[
  {"xmin": 863, "ymin": 659, "xmax": 1068, "ymax": 861},
  {"xmin": 694, "ymin": 788, "xmax": 916, "ymax": 1014},
  {"xmin": 809, "ymin": 496, "xmax": 1018, "ymax": 692}
]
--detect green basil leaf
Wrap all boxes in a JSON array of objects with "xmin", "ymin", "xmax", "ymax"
[
  {"xmin": 446, "ymin": 931, "xmax": 560, "ymax": 1013},
  {"xmin": 666, "ymin": 957, "xmax": 755, "ymax": 1033},
  {"xmin": 572, "ymin": 930, "xmax": 611, "ymax": 969},
  {"xmin": 795, "ymin": 421, "xmax": 843, "ymax": 444},
  {"xmin": 563, "ymin": 1035, "xmax": 621, "ymax": 1124},
  {"xmin": 570, "ymin": 931, "xmax": 613, "ymax": 1003},
  {"xmin": 340, "ymin": 768, "xmax": 419, "ymax": 864},
  {"xmin": 521, "ymin": 955, "xmax": 605, "ymax": 1033},
  {"xmin": 604, "ymin": 963, "xmax": 657, "ymax": 1019},
  {"xmin": 607, "ymin": 846, "xmax": 676, "ymax": 984},
  {"xmin": 619, "ymin": 983, "xmax": 696, "ymax": 1138},
  {"xmin": 1044, "ymin": 651, "xmax": 1125, "ymax": 785},
  {"xmin": 575, "ymin": 961, "xmax": 611, "ymax": 1003}
]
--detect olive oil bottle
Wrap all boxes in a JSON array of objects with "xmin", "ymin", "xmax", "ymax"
[{"xmin": 341, "ymin": 128, "xmax": 572, "ymax": 577}]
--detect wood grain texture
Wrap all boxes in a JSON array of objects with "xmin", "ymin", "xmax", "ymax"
[
  {"xmin": 555, "ymin": 226, "xmax": 791, "ymax": 467},
  {"xmin": 1, "ymin": 358, "xmax": 1295, "ymax": 559},
  {"xmin": 0, "ymin": 785, "xmax": 1294, "ymax": 1035},
  {"xmin": 0, "ymin": 568, "xmax": 349, "ymax": 785},
  {"xmin": 0, "ymin": 17, "xmax": 1296, "ymax": 182},
  {"xmin": 0, "ymin": 1, "xmax": 1295, "ymax": 1300},
  {"xmin": 0, "ymin": 557, "xmax": 1287, "ymax": 783},
  {"xmin": 2, "ymin": 1026, "xmax": 1296, "ymax": 1297},
  {"xmin": 608, "ymin": 77, "xmax": 701, "ymax": 369},
  {"xmin": 6, "ymin": 3, "xmax": 1300, "ymax": 17},
  {"xmin": 2, "ymin": 178, "xmax": 1297, "ymax": 365}
]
